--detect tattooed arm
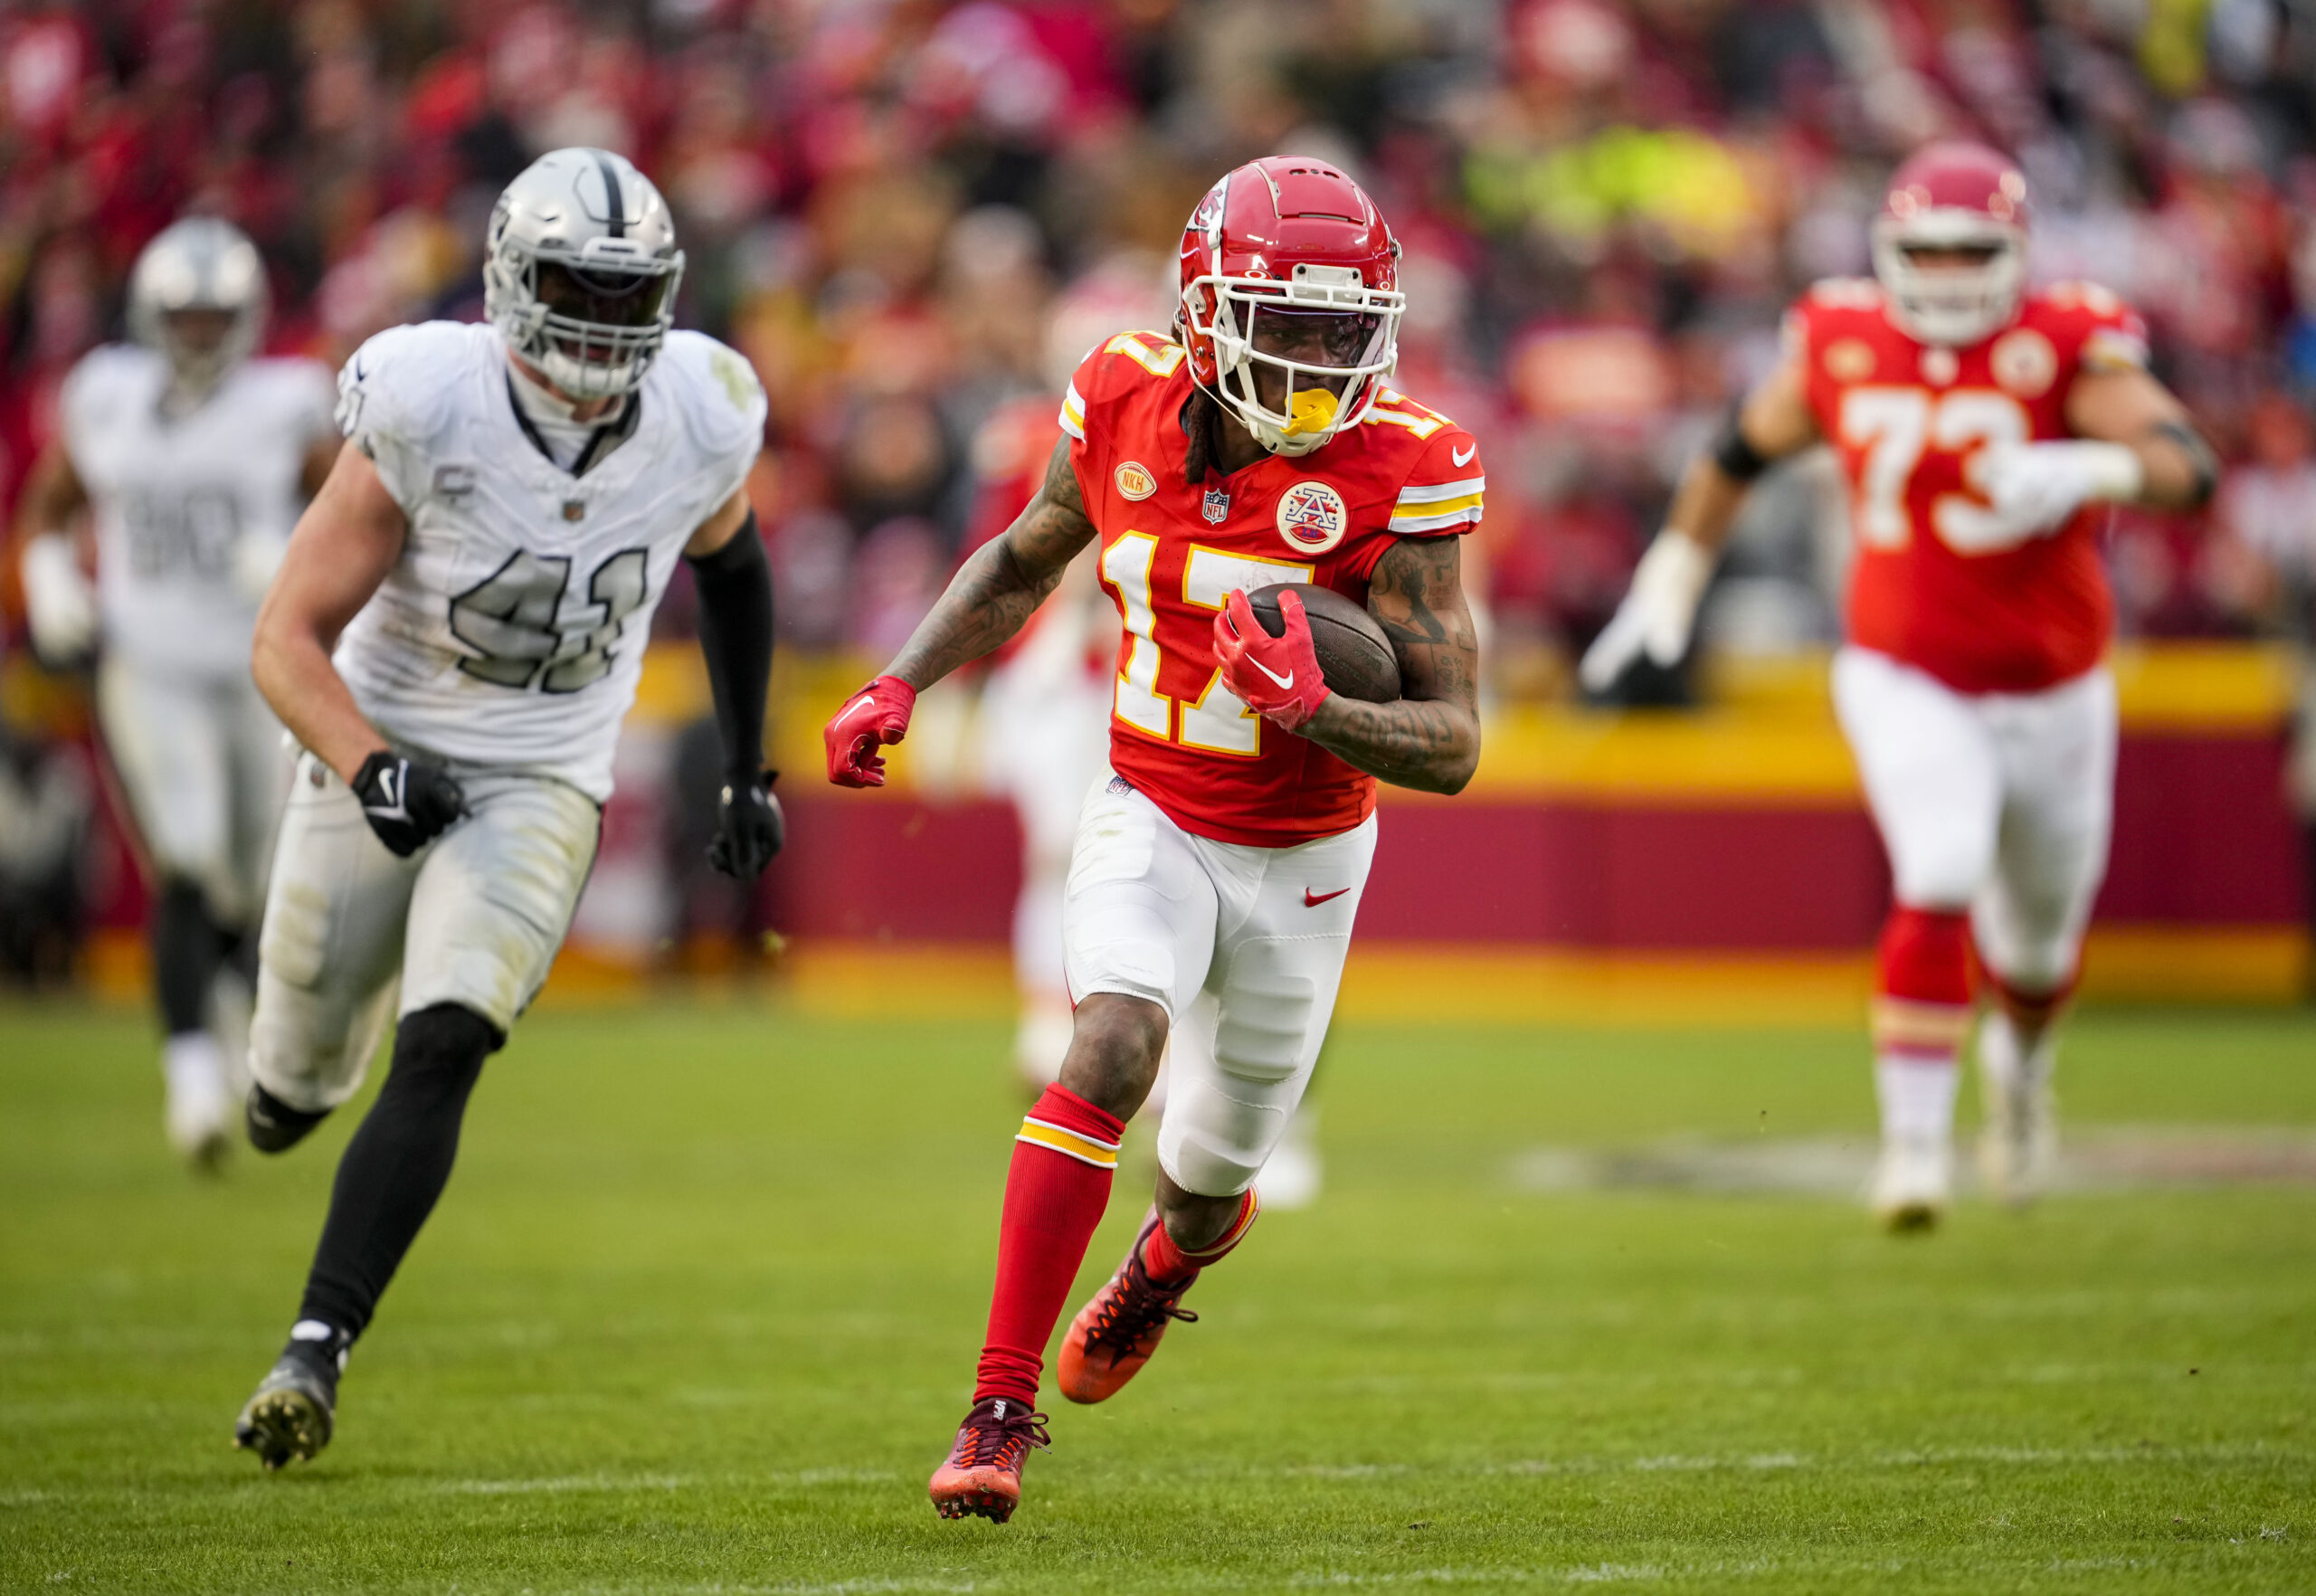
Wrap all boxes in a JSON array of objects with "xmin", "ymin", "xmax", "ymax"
[
  {"xmin": 1300, "ymin": 536, "xmax": 1482, "ymax": 794},
  {"xmin": 885, "ymin": 436, "xmax": 1100, "ymax": 689}
]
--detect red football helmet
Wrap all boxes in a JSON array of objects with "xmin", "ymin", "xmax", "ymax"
[
  {"xmin": 1176, "ymin": 157, "xmax": 1403, "ymax": 456},
  {"xmin": 1870, "ymin": 141, "xmax": 2030, "ymax": 347}
]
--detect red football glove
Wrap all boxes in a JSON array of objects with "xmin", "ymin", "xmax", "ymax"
[
  {"xmin": 1212, "ymin": 588, "xmax": 1331, "ymax": 732},
  {"xmin": 823, "ymin": 675, "xmax": 918, "ymax": 787}
]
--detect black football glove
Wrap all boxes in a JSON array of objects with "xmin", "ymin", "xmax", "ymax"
[
  {"xmin": 709, "ymin": 768, "xmax": 784, "ymax": 879},
  {"xmin": 352, "ymin": 750, "xmax": 469, "ymax": 858}
]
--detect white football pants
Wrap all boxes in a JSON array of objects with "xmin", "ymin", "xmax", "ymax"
[
  {"xmin": 1833, "ymin": 646, "xmax": 2117, "ymax": 993},
  {"xmin": 99, "ymin": 658, "xmax": 289, "ymax": 928},
  {"xmin": 249, "ymin": 754, "xmax": 601, "ymax": 1113},
  {"xmin": 1063, "ymin": 772, "xmax": 1375, "ymax": 1197}
]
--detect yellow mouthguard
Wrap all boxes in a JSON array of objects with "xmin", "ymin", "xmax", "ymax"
[{"xmin": 1283, "ymin": 388, "xmax": 1340, "ymax": 437}]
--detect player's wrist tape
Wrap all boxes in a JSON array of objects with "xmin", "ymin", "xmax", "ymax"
[{"xmin": 2149, "ymin": 420, "xmax": 2217, "ymax": 506}]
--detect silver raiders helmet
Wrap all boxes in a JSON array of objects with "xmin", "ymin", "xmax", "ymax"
[
  {"xmin": 483, "ymin": 147, "xmax": 685, "ymax": 401},
  {"xmin": 128, "ymin": 216, "xmax": 268, "ymax": 391}
]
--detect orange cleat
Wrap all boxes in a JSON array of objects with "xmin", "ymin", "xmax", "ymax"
[
  {"xmin": 1056, "ymin": 1211, "xmax": 1200, "ymax": 1404},
  {"xmin": 927, "ymin": 1396, "xmax": 1050, "ymax": 1522}
]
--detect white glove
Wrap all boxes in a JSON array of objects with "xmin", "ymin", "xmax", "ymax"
[
  {"xmin": 20, "ymin": 533, "xmax": 99, "ymax": 662},
  {"xmin": 1579, "ymin": 528, "xmax": 1715, "ymax": 692},
  {"xmin": 1976, "ymin": 441, "xmax": 2142, "ymax": 537},
  {"xmin": 232, "ymin": 532, "xmax": 287, "ymax": 604}
]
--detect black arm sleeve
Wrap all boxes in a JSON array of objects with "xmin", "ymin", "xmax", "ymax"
[
  {"xmin": 1710, "ymin": 404, "xmax": 1772, "ymax": 481},
  {"xmin": 686, "ymin": 511, "xmax": 774, "ymax": 778}
]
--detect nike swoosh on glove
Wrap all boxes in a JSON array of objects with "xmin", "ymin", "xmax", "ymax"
[
  {"xmin": 709, "ymin": 769, "xmax": 784, "ymax": 879},
  {"xmin": 823, "ymin": 675, "xmax": 917, "ymax": 787},
  {"xmin": 1212, "ymin": 587, "xmax": 1331, "ymax": 732},
  {"xmin": 352, "ymin": 751, "xmax": 469, "ymax": 858}
]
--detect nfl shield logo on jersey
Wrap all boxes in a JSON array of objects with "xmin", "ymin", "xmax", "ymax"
[
  {"xmin": 1202, "ymin": 486, "xmax": 1231, "ymax": 525},
  {"xmin": 1276, "ymin": 480, "xmax": 1348, "ymax": 555}
]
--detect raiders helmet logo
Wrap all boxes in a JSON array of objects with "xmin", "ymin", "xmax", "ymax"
[{"xmin": 1276, "ymin": 480, "xmax": 1348, "ymax": 555}]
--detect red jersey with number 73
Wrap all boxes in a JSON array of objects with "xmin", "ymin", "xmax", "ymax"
[
  {"xmin": 1792, "ymin": 278, "xmax": 2149, "ymax": 694},
  {"xmin": 1060, "ymin": 330, "xmax": 1483, "ymax": 847}
]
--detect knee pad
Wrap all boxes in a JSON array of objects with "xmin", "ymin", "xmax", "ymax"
[{"xmin": 1875, "ymin": 907, "xmax": 1973, "ymax": 1007}]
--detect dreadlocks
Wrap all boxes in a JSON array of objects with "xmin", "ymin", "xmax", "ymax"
[{"xmin": 1180, "ymin": 385, "xmax": 1224, "ymax": 485}]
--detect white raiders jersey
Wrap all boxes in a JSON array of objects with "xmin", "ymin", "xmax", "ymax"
[
  {"xmin": 332, "ymin": 321, "xmax": 765, "ymax": 803},
  {"xmin": 60, "ymin": 345, "xmax": 336, "ymax": 675}
]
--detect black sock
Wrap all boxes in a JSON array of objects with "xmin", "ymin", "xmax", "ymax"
[
  {"xmin": 295, "ymin": 1003, "xmax": 502, "ymax": 1339},
  {"xmin": 152, "ymin": 878, "xmax": 221, "ymax": 1036}
]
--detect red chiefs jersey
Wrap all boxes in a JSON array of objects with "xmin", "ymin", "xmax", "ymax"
[
  {"xmin": 1062, "ymin": 330, "xmax": 1483, "ymax": 847},
  {"xmin": 1792, "ymin": 278, "xmax": 2150, "ymax": 693}
]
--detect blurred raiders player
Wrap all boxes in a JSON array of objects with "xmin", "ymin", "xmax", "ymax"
[
  {"xmin": 229, "ymin": 148, "xmax": 783, "ymax": 1470},
  {"xmin": 14, "ymin": 217, "xmax": 337, "ymax": 1168}
]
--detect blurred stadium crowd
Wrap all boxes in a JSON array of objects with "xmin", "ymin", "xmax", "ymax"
[
  {"xmin": 5, "ymin": 0, "xmax": 2316, "ymax": 974},
  {"xmin": 8, "ymin": 0, "xmax": 2316, "ymax": 669}
]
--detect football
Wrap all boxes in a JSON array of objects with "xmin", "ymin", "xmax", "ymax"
[{"xmin": 1245, "ymin": 582, "xmax": 1402, "ymax": 704}]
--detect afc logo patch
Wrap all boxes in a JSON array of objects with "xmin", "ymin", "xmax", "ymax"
[
  {"xmin": 1115, "ymin": 461, "xmax": 1157, "ymax": 500},
  {"xmin": 1991, "ymin": 328, "xmax": 2058, "ymax": 398},
  {"xmin": 1276, "ymin": 480, "xmax": 1348, "ymax": 555}
]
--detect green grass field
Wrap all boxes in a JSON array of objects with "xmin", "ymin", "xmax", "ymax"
[{"xmin": 3, "ymin": 996, "xmax": 2311, "ymax": 1593}]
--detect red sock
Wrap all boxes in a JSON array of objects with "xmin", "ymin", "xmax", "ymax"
[
  {"xmin": 972, "ymin": 1084, "xmax": 1125, "ymax": 1410},
  {"xmin": 1871, "ymin": 905, "xmax": 1974, "ymax": 1060},
  {"xmin": 1141, "ymin": 1188, "xmax": 1259, "ymax": 1285}
]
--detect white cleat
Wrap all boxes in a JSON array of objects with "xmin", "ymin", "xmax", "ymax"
[
  {"xmin": 1978, "ymin": 1052, "xmax": 2057, "ymax": 1209},
  {"xmin": 163, "ymin": 1033, "xmax": 233, "ymax": 1172},
  {"xmin": 1258, "ymin": 1107, "xmax": 1323, "ymax": 1211},
  {"xmin": 1870, "ymin": 1135, "xmax": 1951, "ymax": 1232}
]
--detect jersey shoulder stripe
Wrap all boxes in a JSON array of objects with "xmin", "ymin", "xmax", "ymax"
[{"xmin": 1391, "ymin": 473, "xmax": 1485, "ymax": 531}]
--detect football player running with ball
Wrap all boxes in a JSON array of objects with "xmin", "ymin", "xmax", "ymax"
[
  {"xmin": 14, "ymin": 218, "xmax": 338, "ymax": 1168},
  {"xmin": 824, "ymin": 157, "xmax": 1485, "ymax": 1522},
  {"xmin": 1582, "ymin": 143, "xmax": 2218, "ymax": 1230},
  {"xmin": 230, "ymin": 148, "xmax": 783, "ymax": 1468}
]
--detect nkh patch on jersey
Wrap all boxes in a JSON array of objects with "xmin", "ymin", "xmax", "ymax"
[
  {"xmin": 1060, "ymin": 329, "xmax": 1482, "ymax": 849},
  {"xmin": 59, "ymin": 346, "xmax": 337, "ymax": 675},
  {"xmin": 332, "ymin": 321, "xmax": 766, "ymax": 803},
  {"xmin": 1791, "ymin": 278, "xmax": 2144, "ymax": 695}
]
